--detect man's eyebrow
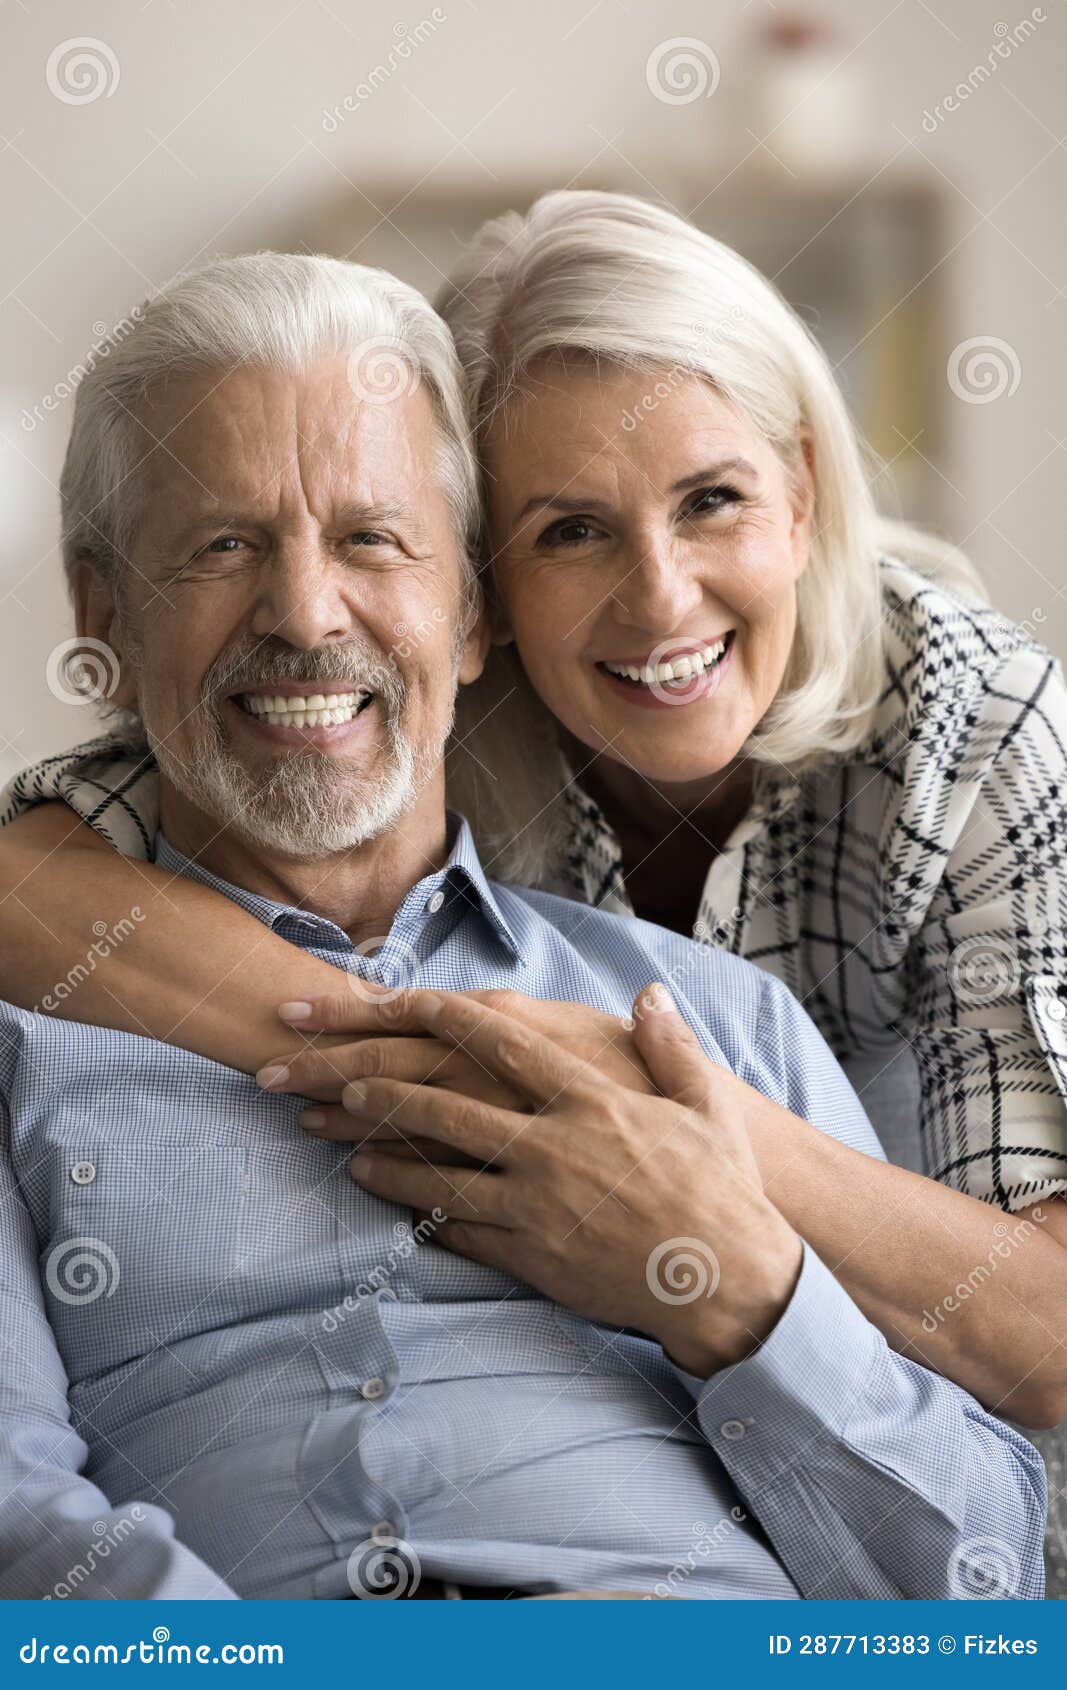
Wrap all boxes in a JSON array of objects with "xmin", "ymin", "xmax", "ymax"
[
  {"xmin": 167, "ymin": 502, "xmax": 431, "ymax": 547},
  {"xmin": 170, "ymin": 513, "xmax": 254, "ymax": 544},
  {"xmin": 334, "ymin": 500, "xmax": 426, "ymax": 535},
  {"xmin": 513, "ymin": 457, "xmax": 761, "ymax": 524}
]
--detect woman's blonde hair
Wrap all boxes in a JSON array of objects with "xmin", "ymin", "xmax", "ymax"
[{"xmin": 437, "ymin": 190, "xmax": 983, "ymax": 885}]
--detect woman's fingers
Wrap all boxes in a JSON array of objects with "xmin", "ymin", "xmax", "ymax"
[
  {"xmin": 631, "ymin": 983, "xmax": 763, "ymax": 1188},
  {"xmin": 339, "ymin": 1075, "xmax": 529, "ymax": 1164},
  {"xmin": 299, "ymin": 1110, "xmax": 486, "ymax": 1169},
  {"xmin": 261, "ymin": 1035, "xmax": 452, "ymax": 1096},
  {"xmin": 261, "ymin": 1034, "xmax": 527, "ymax": 1110},
  {"xmin": 631, "ymin": 983, "xmax": 718, "ymax": 1111},
  {"xmin": 276, "ymin": 985, "xmax": 457, "ymax": 1039},
  {"xmin": 412, "ymin": 990, "xmax": 601, "ymax": 1110},
  {"xmin": 349, "ymin": 1149, "xmax": 513, "ymax": 1227},
  {"xmin": 276, "ymin": 981, "xmax": 412, "ymax": 1033},
  {"xmin": 263, "ymin": 986, "xmax": 617, "ymax": 1113}
]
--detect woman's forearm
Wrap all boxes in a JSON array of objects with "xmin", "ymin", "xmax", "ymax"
[
  {"xmin": 5, "ymin": 810, "xmax": 1064, "ymax": 1426},
  {"xmin": 0, "ymin": 803, "xmax": 348, "ymax": 1070},
  {"xmin": 746, "ymin": 1093, "xmax": 1067, "ymax": 1428}
]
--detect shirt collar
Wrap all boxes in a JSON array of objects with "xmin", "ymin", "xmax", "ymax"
[{"xmin": 153, "ymin": 811, "xmax": 524, "ymax": 964}]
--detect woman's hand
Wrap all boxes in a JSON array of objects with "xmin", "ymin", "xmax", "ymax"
[
  {"xmin": 261, "ymin": 983, "xmax": 802, "ymax": 1377},
  {"xmin": 262, "ymin": 985, "xmax": 659, "ymax": 1119}
]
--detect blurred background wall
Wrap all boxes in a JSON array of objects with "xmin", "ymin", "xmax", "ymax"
[{"xmin": 2, "ymin": 0, "xmax": 1064, "ymax": 781}]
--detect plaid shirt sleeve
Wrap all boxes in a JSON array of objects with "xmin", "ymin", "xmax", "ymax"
[
  {"xmin": 903, "ymin": 639, "xmax": 1067, "ymax": 1209},
  {"xmin": 0, "ymin": 730, "xmax": 158, "ymax": 859}
]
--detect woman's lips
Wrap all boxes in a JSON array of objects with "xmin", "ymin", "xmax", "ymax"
[{"xmin": 595, "ymin": 637, "xmax": 734, "ymax": 710}]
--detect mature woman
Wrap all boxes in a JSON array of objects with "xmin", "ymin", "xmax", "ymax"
[{"xmin": 3, "ymin": 192, "xmax": 1066, "ymax": 1581}]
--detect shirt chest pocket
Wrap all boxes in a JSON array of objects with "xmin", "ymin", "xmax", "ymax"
[
  {"xmin": 28, "ymin": 1067, "xmax": 342, "ymax": 1372},
  {"xmin": 36, "ymin": 1129, "xmax": 266, "ymax": 1376}
]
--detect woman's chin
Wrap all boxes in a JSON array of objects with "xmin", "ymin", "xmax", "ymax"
[{"xmin": 575, "ymin": 725, "xmax": 741, "ymax": 790}]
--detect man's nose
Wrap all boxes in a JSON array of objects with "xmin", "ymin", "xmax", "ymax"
[
  {"xmin": 249, "ymin": 543, "xmax": 354, "ymax": 648},
  {"xmin": 611, "ymin": 534, "xmax": 705, "ymax": 633}
]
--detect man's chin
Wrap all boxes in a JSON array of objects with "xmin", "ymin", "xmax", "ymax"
[
  {"xmin": 233, "ymin": 794, "xmax": 407, "ymax": 859},
  {"xmin": 153, "ymin": 735, "xmax": 416, "ymax": 860}
]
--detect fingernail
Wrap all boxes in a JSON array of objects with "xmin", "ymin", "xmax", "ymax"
[
  {"xmin": 299, "ymin": 1109, "xmax": 326, "ymax": 1129},
  {"xmin": 279, "ymin": 1001, "xmax": 313, "ymax": 1021},
  {"xmin": 645, "ymin": 983, "xmax": 675, "ymax": 1014},
  {"xmin": 350, "ymin": 1150, "xmax": 374, "ymax": 1180},
  {"xmin": 419, "ymin": 992, "xmax": 442, "ymax": 1024},
  {"xmin": 344, "ymin": 1081, "xmax": 368, "ymax": 1108},
  {"xmin": 256, "ymin": 1064, "xmax": 291, "ymax": 1089}
]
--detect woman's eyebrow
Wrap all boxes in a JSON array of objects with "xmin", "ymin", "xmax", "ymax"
[
  {"xmin": 514, "ymin": 492, "xmax": 613, "ymax": 523},
  {"xmin": 514, "ymin": 457, "xmax": 760, "ymax": 524},
  {"xmin": 670, "ymin": 457, "xmax": 760, "ymax": 493}
]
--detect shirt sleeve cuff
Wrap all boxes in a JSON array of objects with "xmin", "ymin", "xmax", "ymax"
[{"xmin": 672, "ymin": 1241, "xmax": 887, "ymax": 1456}]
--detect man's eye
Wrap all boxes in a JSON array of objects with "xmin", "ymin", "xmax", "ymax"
[
  {"xmin": 198, "ymin": 535, "xmax": 245, "ymax": 556},
  {"xmin": 536, "ymin": 517, "xmax": 600, "ymax": 550},
  {"xmin": 348, "ymin": 531, "xmax": 387, "ymax": 547}
]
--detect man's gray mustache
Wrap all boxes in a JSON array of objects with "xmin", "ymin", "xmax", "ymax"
[{"xmin": 201, "ymin": 644, "xmax": 404, "ymax": 706}]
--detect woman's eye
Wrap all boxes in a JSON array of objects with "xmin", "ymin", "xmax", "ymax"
[
  {"xmin": 537, "ymin": 517, "xmax": 600, "ymax": 549},
  {"xmin": 683, "ymin": 485, "xmax": 742, "ymax": 520}
]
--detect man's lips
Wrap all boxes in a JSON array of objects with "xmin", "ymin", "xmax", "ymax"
[
  {"xmin": 225, "ymin": 684, "xmax": 377, "ymax": 745},
  {"xmin": 233, "ymin": 682, "xmax": 367, "ymax": 698}
]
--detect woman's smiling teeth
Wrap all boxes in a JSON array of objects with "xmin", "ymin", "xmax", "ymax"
[
  {"xmin": 235, "ymin": 690, "xmax": 372, "ymax": 728},
  {"xmin": 600, "ymin": 633, "xmax": 732, "ymax": 688}
]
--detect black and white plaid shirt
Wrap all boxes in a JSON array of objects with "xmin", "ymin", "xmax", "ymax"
[{"xmin": 5, "ymin": 558, "xmax": 1067, "ymax": 1212}]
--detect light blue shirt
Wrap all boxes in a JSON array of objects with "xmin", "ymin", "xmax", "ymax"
[{"xmin": 0, "ymin": 818, "xmax": 1045, "ymax": 1600}]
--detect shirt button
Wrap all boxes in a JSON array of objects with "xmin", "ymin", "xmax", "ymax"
[
  {"xmin": 70, "ymin": 1161, "xmax": 96, "ymax": 1185},
  {"xmin": 1047, "ymin": 1000, "xmax": 1066, "ymax": 1022},
  {"xmin": 361, "ymin": 1377, "xmax": 387, "ymax": 1401},
  {"xmin": 371, "ymin": 1520, "xmax": 397, "ymax": 1542},
  {"xmin": 720, "ymin": 1420, "xmax": 746, "ymax": 1440},
  {"xmin": 425, "ymin": 890, "xmax": 446, "ymax": 915}
]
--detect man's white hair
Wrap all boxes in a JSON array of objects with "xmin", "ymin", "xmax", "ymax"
[
  {"xmin": 60, "ymin": 251, "xmax": 480, "ymax": 609},
  {"xmin": 437, "ymin": 190, "xmax": 985, "ymax": 885}
]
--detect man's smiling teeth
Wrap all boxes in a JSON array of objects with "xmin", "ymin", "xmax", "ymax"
[
  {"xmin": 236, "ymin": 690, "xmax": 371, "ymax": 727},
  {"xmin": 602, "ymin": 637, "xmax": 729, "ymax": 687}
]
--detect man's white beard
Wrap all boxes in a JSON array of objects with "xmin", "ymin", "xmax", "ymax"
[
  {"xmin": 137, "ymin": 636, "xmax": 456, "ymax": 860},
  {"xmin": 153, "ymin": 726, "xmax": 423, "ymax": 859}
]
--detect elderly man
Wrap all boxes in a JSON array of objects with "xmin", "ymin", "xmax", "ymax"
[{"xmin": 0, "ymin": 255, "xmax": 1045, "ymax": 1601}]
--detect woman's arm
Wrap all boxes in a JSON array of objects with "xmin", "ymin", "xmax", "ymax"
[
  {"xmin": 5, "ymin": 805, "xmax": 1066, "ymax": 1426},
  {"xmin": 740, "ymin": 1084, "xmax": 1067, "ymax": 1429},
  {"xmin": 0, "ymin": 803, "xmax": 349, "ymax": 1067},
  {"xmin": 259, "ymin": 987, "xmax": 1067, "ymax": 1431}
]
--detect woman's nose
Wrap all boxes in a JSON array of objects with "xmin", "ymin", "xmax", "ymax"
[
  {"xmin": 249, "ymin": 546, "xmax": 353, "ymax": 648},
  {"xmin": 611, "ymin": 538, "xmax": 705, "ymax": 632}
]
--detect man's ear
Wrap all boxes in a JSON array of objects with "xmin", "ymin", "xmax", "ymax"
[
  {"xmin": 456, "ymin": 599, "xmax": 492, "ymax": 687},
  {"xmin": 71, "ymin": 557, "xmax": 139, "ymax": 709}
]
